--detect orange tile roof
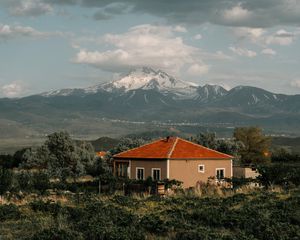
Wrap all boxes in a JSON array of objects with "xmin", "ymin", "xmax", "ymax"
[
  {"xmin": 96, "ymin": 151, "xmax": 107, "ymax": 157},
  {"xmin": 113, "ymin": 137, "xmax": 232, "ymax": 160}
]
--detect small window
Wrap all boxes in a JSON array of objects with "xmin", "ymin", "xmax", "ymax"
[
  {"xmin": 152, "ymin": 168, "xmax": 161, "ymax": 181},
  {"xmin": 216, "ymin": 168, "xmax": 225, "ymax": 180},
  {"xmin": 198, "ymin": 164, "xmax": 205, "ymax": 173},
  {"xmin": 136, "ymin": 168, "xmax": 144, "ymax": 180}
]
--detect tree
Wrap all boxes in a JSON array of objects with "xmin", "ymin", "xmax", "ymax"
[
  {"xmin": 0, "ymin": 167, "xmax": 12, "ymax": 196},
  {"xmin": 109, "ymin": 138, "xmax": 146, "ymax": 156},
  {"xmin": 18, "ymin": 146, "xmax": 49, "ymax": 169},
  {"xmin": 45, "ymin": 132, "xmax": 95, "ymax": 183},
  {"xmin": 192, "ymin": 132, "xmax": 242, "ymax": 156},
  {"xmin": 0, "ymin": 154, "xmax": 14, "ymax": 169},
  {"xmin": 192, "ymin": 132, "xmax": 219, "ymax": 150},
  {"xmin": 234, "ymin": 127, "xmax": 271, "ymax": 165}
]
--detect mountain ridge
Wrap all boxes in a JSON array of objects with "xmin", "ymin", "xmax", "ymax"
[{"xmin": 0, "ymin": 67, "xmax": 300, "ymax": 139}]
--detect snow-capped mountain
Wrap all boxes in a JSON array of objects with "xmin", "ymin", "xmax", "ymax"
[
  {"xmin": 99, "ymin": 67, "xmax": 199, "ymax": 97},
  {"xmin": 42, "ymin": 67, "xmax": 200, "ymax": 99},
  {"xmin": 38, "ymin": 67, "xmax": 300, "ymax": 113}
]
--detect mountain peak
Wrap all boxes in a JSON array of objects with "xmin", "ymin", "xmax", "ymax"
[{"xmin": 100, "ymin": 67, "xmax": 199, "ymax": 97}]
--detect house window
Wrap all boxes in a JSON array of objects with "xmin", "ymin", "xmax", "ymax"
[
  {"xmin": 198, "ymin": 164, "xmax": 205, "ymax": 173},
  {"xmin": 216, "ymin": 168, "xmax": 225, "ymax": 180},
  {"xmin": 136, "ymin": 167, "xmax": 144, "ymax": 180},
  {"xmin": 152, "ymin": 168, "xmax": 161, "ymax": 181},
  {"xmin": 116, "ymin": 162, "xmax": 129, "ymax": 178}
]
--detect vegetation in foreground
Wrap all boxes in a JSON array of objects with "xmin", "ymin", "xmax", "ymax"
[{"xmin": 0, "ymin": 188, "xmax": 299, "ymax": 240}]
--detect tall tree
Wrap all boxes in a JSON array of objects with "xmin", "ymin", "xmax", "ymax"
[
  {"xmin": 234, "ymin": 127, "xmax": 271, "ymax": 165},
  {"xmin": 45, "ymin": 132, "xmax": 95, "ymax": 182}
]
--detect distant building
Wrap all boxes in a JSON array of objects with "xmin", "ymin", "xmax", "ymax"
[
  {"xmin": 113, "ymin": 137, "xmax": 233, "ymax": 188},
  {"xmin": 96, "ymin": 151, "xmax": 107, "ymax": 159}
]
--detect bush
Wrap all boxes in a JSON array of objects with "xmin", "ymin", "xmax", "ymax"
[
  {"xmin": 0, "ymin": 204, "xmax": 21, "ymax": 221},
  {"xmin": 30, "ymin": 228, "xmax": 82, "ymax": 240},
  {"xmin": 30, "ymin": 200, "xmax": 62, "ymax": 217},
  {"xmin": 15, "ymin": 170, "xmax": 33, "ymax": 192},
  {"xmin": 32, "ymin": 171, "xmax": 50, "ymax": 194},
  {"xmin": 0, "ymin": 167, "xmax": 13, "ymax": 195}
]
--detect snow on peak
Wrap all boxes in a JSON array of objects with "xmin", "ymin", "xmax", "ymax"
[{"xmin": 101, "ymin": 67, "xmax": 199, "ymax": 95}]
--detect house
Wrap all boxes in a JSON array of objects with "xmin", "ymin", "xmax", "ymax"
[
  {"xmin": 96, "ymin": 151, "xmax": 107, "ymax": 159},
  {"xmin": 113, "ymin": 136, "xmax": 233, "ymax": 188}
]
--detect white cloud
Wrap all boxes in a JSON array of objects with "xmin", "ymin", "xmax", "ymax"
[
  {"xmin": 74, "ymin": 24, "xmax": 212, "ymax": 75},
  {"xmin": 0, "ymin": 23, "xmax": 64, "ymax": 41},
  {"xmin": 194, "ymin": 34, "xmax": 202, "ymax": 40},
  {"xmin": 187, "ymin": 64, "xmax": 210, "ymax": 76},
  {"xmin": 261, "ymin": 48, "xmax": 276, "ymax": 56},
  {"xmin": 10, "ymin": 0, "xmax": 53, "ymax": 16},
  {"xmin": 232, "ymin": 27, "xmax": 296, "ymax": 47},
  {"xmin": 223, "ymin": 4, "xmax": 253, "ymax": 22},
  {"xmin": 232, "ymin": 27, "xmax": 265, "ymax": 43},
  {"xmin": 173, "ymin": 25, "xmax": 187, "ymax": 33},
  {"xmin": 229, "ymin": 46, "xmax": 257, "ymax": 58},
  {"xmin": 265, "ymin": 29, "xmax": 294, "ymax": 46},
  {"xmin": 1, "ymin": 82, "xmax": 24, "ymax": 97},
  {"xmin": 290, "ymin": 79, "xmax": 300, "ymax": 88}
]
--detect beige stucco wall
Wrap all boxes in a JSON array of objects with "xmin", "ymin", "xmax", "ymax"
[
  {"xmin": 233, "ymin": 166, "xmax": 259, "ymax": 179},
  {"xmin": 130, "ymin": 159, "xmax": 167, "ymax": 180},
  {"xmin": 169, "ymin": 159, "xmax": 232, "ymax": 188}
]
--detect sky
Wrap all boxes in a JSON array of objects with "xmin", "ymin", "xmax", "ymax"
[{"xmin": 0, "ymin": 0, "xmax": 300, "ymax": 98}]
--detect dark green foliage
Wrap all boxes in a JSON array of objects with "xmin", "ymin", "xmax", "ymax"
[
  {"xmin": 1, "ymin": 190, "xmax": 300, "ymax": 239},
  {"xmin": 271, "ymin": 148, "xmax": 300, "ymax": 163},
  {"xmin": 0, "ymin": 204, "xmax": 20, "ymax": 221},
  {"xmin": 12, "ymin": 170, "xmax": 50, "ymax": 194},
  {"xmin": 192, "ymin": 132, "xmax": 242, "ymax": 156},
  {"xmin": 109, "ymin": 137, "xmax": 146, "ymax": 156},
  {"xmin": 257, "ymin": 164, "xmax": 300, "ymax": 188},
  {"xmin": 0, "ymin": 154, "xmax": 15, "ymax": 169},
  {"xmin": 15, "ymin": 170, "xmax": 33, "ymax": 192},
  {"xmin": 32, "ymin": 171, "xmax": 50, "ymax": 194},
  {"xmin": 140, "ymin": 214, "xmax": 168, "ymax": 234},
  {"xmin": 30, "ymin": 228, "xmax": 81, "ymax": 240},
  {"xmin": 0, "ymin": 166, "xmax": 12, "ymax": 195},
  {"xmin": 30, "ymin": 200, "xmax": 62, "ymax": 217},
  {"xmin": 43, "ymin": 132, "xmax": 95, "ymax": 182},
  {"xmin": 71, "ymin": 201, "xmax": 145, "ymax": 240}
]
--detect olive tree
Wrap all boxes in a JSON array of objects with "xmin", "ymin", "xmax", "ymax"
[{"xmin": 234, "ymin": 127, "xmax": 271, "ymax": 165}]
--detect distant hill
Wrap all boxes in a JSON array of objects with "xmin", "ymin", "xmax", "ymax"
[
  {"xmin": 0, "ymin": 67, "xmax": 300, "ymax": 140},
  {"xmin": 90, "ymin": 137, "xmax": 120, "ymax": 152}
]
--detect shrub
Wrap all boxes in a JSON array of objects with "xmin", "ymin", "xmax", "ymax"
[
  {"xmin": 0, "ymin": 204, "xmax": 21, "ymax": 221},
  {"xmin": 30, "ymin": 228, "xmax": 82, "ymax": 240},
  {"xmin": 0, "ymin": 167, "xmax": 13, "ymax": 195},
  {"xmin": 32, "ymin": 171, "xmax": 50, "ymax": 194},
  {"xmin": 30, "ymin": 200, "xmax": 62, "ymax": 217}
]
